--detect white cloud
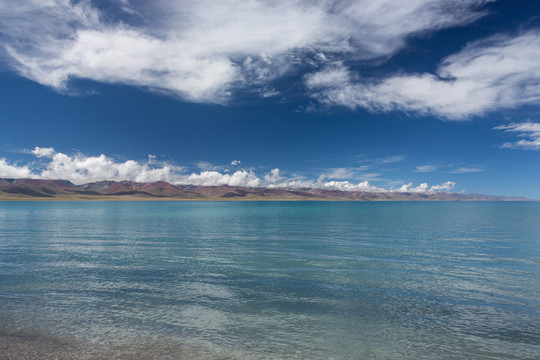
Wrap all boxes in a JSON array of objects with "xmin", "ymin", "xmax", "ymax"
[
  {"xmin": 494, "ymin": 122, "xmax": 540, "ymax": 150},
  {"xmin": 264, "ymin": 172, "xmax": 387, "ymax": 192},
  {"xmin": 262, "ymin": 169, "xmax": 454, "ymax": 194},
  {"xmin": 1, "ymin": 147, "xmax": 458, "ymax": 193},
  {"xmin": 31, "ymin": 146, "xmax": 56, "ymax": 158},
  {"xmin": 394, "ymin": 181, "xmax": 455, "ymax": 193},
  {"xmin": 260, "ymin": 88, "xmax": 281, "ymax": 98},
  {"xmin": 449, "ymin": 167, "xmax": 485, "ymax": 173},
  {"xmin": 6, "ymin": 27, "xmax": 238, "ymax": 102},
  {"xmin": 38, "ymin": 151, "xmax": 185, "ymax": 184},
  {"xmin": 416, "ymin": 165, "xmax": 438, "ymax": 172},
  {"xmin": 322, "ymin": 180, "xmax": 386, "ymax": 192},
  {"xmin": 1, "ymin": 0, "xmax": 488, "ymax": 103},
  {"xmin": 380, "ymin": 155, "xmax": 405, "ymax": 164},
  {"xmin": 230, "ymin": 160, "xmax": 241, "ymax": 166},
  {"xmin": 416, "ymin": 163, "xmax": 485, "ymax": 173},
  {"xmin": 307, "ymin": 30, "xmax": 540, "ymax": 119},
  {"xmin": 395, "ymin": 182, "xmax": 429, "ymax": 193},
  {"xmin": 177, "ymin": 170, "xmax": 261, "ymax": 187},
  {"xmin": 265, "ymin": 172, "xmax": 322, "ymax": 189},
  {"xmin": 320, "ymin": 158, "xmax": 397, "ymax": 181},
  {"xmin": 264, "ymin": 168, "xmax": 284, "ymax": 184},
  {"xmin": 0, "ymin": 159, "xmax": 35, "ymax": 178},
  {"xmin": 305, "ymin": 63, "xmax": 351, "ymax": 89},
  {"xmin": 196, "ymin": 161, "xmax": 226, "ymax": 172},
  {"xmin": 429, "ymin": 181, "xmax": 456, "ymax": 192},
  {"xmin": 326, "ymin": 167, "xmax": 358, "ymax": 180}
]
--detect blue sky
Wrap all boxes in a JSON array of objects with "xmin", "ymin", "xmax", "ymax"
[{"xmin": 1, "ymin": 0, "xmax": 540, "ymax": 197}]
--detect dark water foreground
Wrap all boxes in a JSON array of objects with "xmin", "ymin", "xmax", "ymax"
[{"xmin": 1, "ymin": 201, "xmax": 539, "ymax": 359}]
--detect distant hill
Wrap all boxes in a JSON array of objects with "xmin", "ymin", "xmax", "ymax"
[{"xmin": 0, "ymin": 178, "xmax": 531, "ymax": 201}]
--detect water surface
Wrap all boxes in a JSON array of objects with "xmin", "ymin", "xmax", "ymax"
[{"xmin": 1, "ymin": 201, "xmax": 539, "ymax": 359}]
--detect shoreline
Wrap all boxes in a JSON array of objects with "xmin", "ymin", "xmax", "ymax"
[{"xmin": 1, "ymin": 198, "xmax": 535, "ymax": 202}]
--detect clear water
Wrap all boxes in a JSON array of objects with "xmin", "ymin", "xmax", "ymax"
[{"xmin": 0, "ymin": 201, "xmax": 539, "ymax": 359}]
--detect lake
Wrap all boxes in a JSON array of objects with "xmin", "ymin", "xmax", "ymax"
[{"xmin": 1, "ymin": 201, "xmax": 539, "ymax": 359}]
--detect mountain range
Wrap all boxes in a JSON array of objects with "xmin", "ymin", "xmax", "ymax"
[{"xmin": 0, "ymin": 178, "xmax": 530, "ymax": 201}]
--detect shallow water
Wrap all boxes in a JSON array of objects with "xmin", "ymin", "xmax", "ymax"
[{"xmin": 1, "ymin": 201, "xmax": 539, "ymax": 359}]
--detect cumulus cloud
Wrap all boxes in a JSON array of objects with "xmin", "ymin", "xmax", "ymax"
[
  {"xmin": 1, "ymin": 0, "xmax": 488, "ymax": 103},
  {"xmin": 264, "ymin": 172, "xmax": 387, "ymax": 192},
  {"xmin": 428, "ymin": 181, "xmax": 456, "ymax": 192},
  {"xmin": 262, "ymin": 170, "xmax": 454, "ymax": 194},
  {"xmin": 264, "ymin": 168, "xmax": 284, "ymax": 184},
  {"xmin": 494, "ymin": 122, "xmax": 540, "ymax": 150},
  {"xmin": 394, "ymin": 181, "xmax": 455, "ymax": 193},
  {"xmin": 1, "ymin": 147, "xmax": 263, "ymax": 187},
  {"xmin": 31, "ymin": 146, "xmax": 56, "ymax": 158},
  {"xmin": 37, "ymin": 151, "xmax": 185, "ymax": 184},
  {"xmin": 322, "ymin": 180, "xmax": 385, "ymax": 192},
  {"xmin": 314, "ymin": 179, "xmax": 455, "ymax": 193},
  {"xmin": 307, "ymin": 30, "xmax": 540, "ymax": 119},
  {"xmin": 0, "ymin": 147, "xmax": 457, "ymax": 192},
  {"xmin": 176, "ymin": 170, "xmax": 261, "ymax": 187},
  {"xmin": 0, "ymin": 159, "xmax": 35, "ymax": 178},
  {"xmin": 395, "ymin": 182, "xmax": 429, "ymax": 193}
]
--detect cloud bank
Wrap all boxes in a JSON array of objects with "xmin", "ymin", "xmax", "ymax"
[
  {"xmin": 29, "ymin": 147, "xmax": 185, "ymax": 184},
  {"xmin": 1, "ymin": 0, "xmax": 490, "ymax": 108},
  {"xmin": 0, "ymin": 147, "xmax": 456, "ymax": 193}
]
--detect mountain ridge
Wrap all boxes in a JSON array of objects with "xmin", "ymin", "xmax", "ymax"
[{"xmin": 0, "ymin": 178, "xmax": 532, "ymax": 201}]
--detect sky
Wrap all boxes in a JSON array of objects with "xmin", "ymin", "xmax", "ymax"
[{"xmin": 1, "ymin": 0, "xmax": 540, "ymax": 198}]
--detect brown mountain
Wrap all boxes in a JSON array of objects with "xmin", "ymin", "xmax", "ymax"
[
  {"xmin": 0, "ymin": 178, "xmax": 531, "ymax": 201},
  {"xmin": 80, "ymin": 180, "xmax": 204, "ymax": 198},
  {"xmin": 0, "ymin": 179, "xmax": 94, "ymax": 198}
]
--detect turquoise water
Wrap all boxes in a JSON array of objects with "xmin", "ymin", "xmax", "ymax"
[{"xmin": 0, "ymin": 201, "xmax": 539, "ymax": 359}]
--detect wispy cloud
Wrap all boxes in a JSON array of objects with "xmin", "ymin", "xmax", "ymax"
[
  {"xmin": 415, "ymin": 165, "xmax": 438, "ymax": 172},
  {"xmin": 380, "ymin": 155, "xmax": 405, "ymax": 164},
  {"xmin": 1, "ymin": 0, "xmax": 488, "ymax": 103},
  {"xmin": 325, "ymin": 167, "xmax": 358, "ymax": 180},
  {"xmin": 350, "ymin": 154, "xmax": 404, "ymax": 166},
  {"xmin": 416, "ymin": 163, "xmax": 485, "ymax": 173},
  {"xmin": 449, "ymin": 167, "xmax": 485, "ymax": 173},
  {"xmin": 0, "ymin": 146, "xmax": 457, "ymax": 193},
  {"xmin": 196, "ymin": 161, "xmax": 218, "ymax": 171},
  {"xmin": 319, "ymin": 166, "xmax": 382, "ymax": 182},
  {"xmin": 494, "ymin": 122, "xmax": 540, "ymax": 150},
  {"xmin": 306, "ymin": 30, "xmax": 540, "ymax": 119}
]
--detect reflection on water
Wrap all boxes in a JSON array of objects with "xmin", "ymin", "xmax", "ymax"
[{"xmin": 0, "ymin": 201, "xmax": 539, "ymax": 359}]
